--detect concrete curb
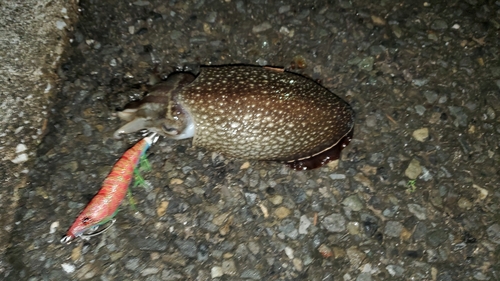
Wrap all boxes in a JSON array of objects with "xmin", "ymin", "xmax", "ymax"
[{"xmin": 0, "ymin": 0, "xmax": 79, "ymax": 273}]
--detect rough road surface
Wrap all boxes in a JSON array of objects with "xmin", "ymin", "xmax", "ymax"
[{"xmin": 2, "ymin": 0, "xmax": 499, "ymax": 280}]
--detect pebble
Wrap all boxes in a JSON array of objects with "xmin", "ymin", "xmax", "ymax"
[
  {"xmin": 71, "ymin": 243, "xmax": 83, "ymax": 261},
  {"xmin": 15, "ymin": 143, "xmax": 27, "ymax": 153},
  {"xmin": 321, "ymin": 213, "xmax": 346, "ymax": 233},
  {"xmin": 383, "ymin": 205, "xmax": 399, "ymax": 217},
  {"xmin": 412, "ymin": 128, "xmax": 429, "ymax": 142},
  {"xmin": 181, "ymin": 166, "xmax": 192, "ymax": 174},
  {"xmin": 415, "ymin": 105, "xmax": 426, "ymax": 116},
  {"xmin": 420, "ymin": 167, "xmax": 433, "ymax": 181},
  {"xmin": 284, "ymin": 247, "xmax": 294, "ymax": 259},
  {"xmin": 333, "ymin": 247, "xmax": 346, "ymax": 259},
  {"xmin": 473, "ymin": 184, "xmax": 488, "ymax": 200},
  {"xmin": 244, "ymin": 192, "xmax": 257, "ymax": 205},
  {"xmin": 405, "ymin": 159, "xmax": 422, "ymax": 179},
  {"xmin": 222, "ymin": 259, "xmax": 237, "ymax": 275},
  {"xmin": 212, "ymin": 212, "xmax": 230, "ymax": 226},
  {"xmin": 240, "ymin": 269, "xmax": 261, "ymax": 280},
  {"xmin": 427, "ymin": 230, "xmax": 448, "ymax": 247},
  {"xmin": 278, "ymin": 5, "xmax": 290, "ymax": 13},
  {"xmin": 248, "ymin": 172, "xmax": 259, "ymax": 187},
  {"xmin": 353, "ymin": 173, "xmax": 374, "ymax": 189},
  {"xmin": 400, "ymin": 227, "xmax": 412, "ymax": 241},
  {"xmin": 298, "ymin": 215, "xmax": 311, "ymax": 234},
  {"xmin": 356, "ymin": 272, "xmax": 372, "ymax": 281},
  {"xmin": 169, "ymin": 30, "xmax": 183, "ymax": 40},
  {"xmin": 358, "ymin": 56, "xmax": 374, "ymax": 71},
  {"xmin": 329, "ymin": 173, "xmax": 346, "ymax": 180},
  {"xmin": 424, "ymin": 90, "xmax": 439, "ymax": 103},
  {"xmin": 269, "ymin": 195, "xmax": 283, "ymax": 205},
  {"xmin": 141, "ymin": 267, "xmax": 159, "ymax": 276},
  {"xmin": 492, "ymin": 67, "xmax": 500, "ymax": 77},
  {"xmin": 457, "ymin": 197, "xmax": 472, "ymax": 209},
  {"xmin": 486, "ymin": 224, "xmax": 500, "ymax": 244},
  {"xmin": 371, "ymin": 15, "xmax": 386, "ymax": 26},
  {"xmin": 49, "ymin": 221, "xmax": 59, "ymax": 234},
  {"xmin": 342, "ymin": 195, "xmax": 364, "ymax": 211},
  {"xmin": 338, "ymin": 0, "xmax": 352, "ymax": 8},
  {"xmin": 408, "ymin": 204, "xmax": 427, "ymax": 220},
  {"xmin": 431, "ymin": 19, "xmax": 448, "ymax": 30},
  {"xmin": 465, "ymin": 101, "xmax": 477, "ymax": 111},
  {"xmin": 235, "ymin": 0, "xmax": 245, "ymax": 13},
  {"xmin": 386, "ymin": 265, "xmax": 405, "ymax": 276},
  {"xmin": 279, "ymin": 26, "xmax": 292, "ymax": 37},
  {"xmin": 274, "ymin": 206, "xmax": 291, "ymax": 219},
  {"xmin": 318, "ymin": 244, "xmax": 333, "ymax": 258},
  {"xmin": 346, "ymin": 247, "xmax": 366, "ymax": 269},
  {"xmin": 384, "ymin": 221, "xmax": 403, "ymax": 238},
  {"xmin": 293, "ymin": 258, "xmax": 303, "ymax": 271},
  {"xmin": 247, "ymin": 241, "xmax": 260, "ymax": 255},
  {"xmin": 61, "ymin": 263, "xmax": 75, "ymax": 274},
  {"xmin": 327, "ymin": 160, "xmax": 339, "ymax": 170},
  {"xmin": 156, "ymin": 201, "xmax": 169, "ymax": 217},
  {"xmin": 474, "ymin": 271, "xmax": 488, "ymax": 280},
  {"xmin": 56, "ymin": 20, "xmax": 67, "ymax": 30},
  {"xmin": 11, "ymin": 153, "xmax": 28, "ymax": 164},
  {"xmin": 303, "ymin": 255, "xmax": 313, "ymax": 266},
  {"xmin": 162, "ymin": 269, "xmax": 182, "ymax": 280},
  {"xmin": 391, "ymin": 25, "xmax": 403, "ymax": 38},
  {"xmin": 365, "ymin": 114, "xmax": 377, "ymax": 127},
  {"xmin": 211, "ymin": 266, "xmax": 223, "ymax": 278},
  {"xmin": 198, "ymin": 243, "xmax": 210, "ymax": 261},
  {"xmin": 259, "ymin": 203, "xmax": 269, "ymax": 218},
  {"xmin": 206, "ymin": 11, "xmax": 217, "ymax": 23},
  {"xmin": 426, "ymin": 249, "xmax": 442, "ymax": 263},
  {"xmin": 448, "ymin": 106, "xmax": 468, "ymax": 127},
  {"xmin": 170, "ymin": 178, "xmax": 183, "ymax": 185},
  {"xmin": 280, "ymin": 220, "xmax": 299, "ymax": 239},
  {"xmin": 412, "ymin": 78, "xmax": 429, "ymax": 87},
  {"xmin": 252, "ymin": 22, "xmax": 272, "ymax": 33},
  {"xmin": 110, "ymin": 252, "xmax": 123, "ymax": 262},
  {"xmin": 132, "ymin": 1, "xmax": 150, "ymax": 6},
  {"xmin": 360, "ymin": 165, "xmax": 377, "ymax": 176},
  {"xmin": 235, "ymin": 243, "xmax": 249, "ymax": 257},
  {"xmin": 125, "ymin": 258, "xmax": 140, "ymax": 271},
  {"xmin": 485, "ymin": 106, "xmax": 495, "ymax": 119},
  {"xmin": 174, "ymin": 239, "xmax": 197, "ymax": 258},
  {"xmin": 369, "ymin": 152, "xmax": 384, "ymax": 164},
  {"xmin": 346, "ymin": 222, "xmax": 360, "ymax": 235},
  {"xmin": 361, "ymin": 264, "xmax": 372, "ymax": 273}
]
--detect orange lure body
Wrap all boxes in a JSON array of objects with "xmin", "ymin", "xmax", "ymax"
[{"xmin": 61, "ymin": 134, "xmax": 157, "ymax": 244}]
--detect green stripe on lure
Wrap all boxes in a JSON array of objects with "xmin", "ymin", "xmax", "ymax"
[{"xmin": 114, "ymin": 65, "xmax": 354, "ymax": 170}]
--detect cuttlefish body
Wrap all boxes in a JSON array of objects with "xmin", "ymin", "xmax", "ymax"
[{"xmin": 114, "ymin": 65, "xmax": 354, "ymax": 170}]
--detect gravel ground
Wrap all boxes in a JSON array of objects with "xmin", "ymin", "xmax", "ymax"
[{"xmin": 4, "ymin": 0, "xmax": 500, "ymax": 280}]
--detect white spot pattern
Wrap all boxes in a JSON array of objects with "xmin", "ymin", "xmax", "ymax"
[{"xmin": 180, "ymin": 66, "xmax": 353, "ymax": 161}]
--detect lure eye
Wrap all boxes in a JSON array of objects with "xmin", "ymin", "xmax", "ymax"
[{"xmin": 82, "ymin": 217, "xmax": 92, "ymax": 225}]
